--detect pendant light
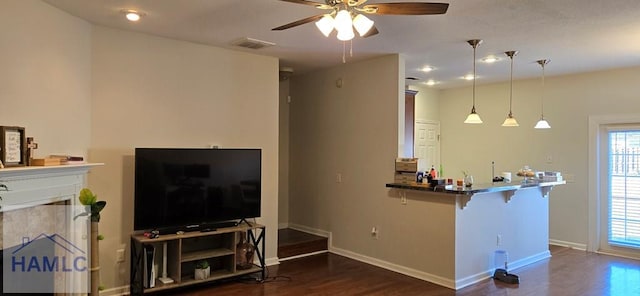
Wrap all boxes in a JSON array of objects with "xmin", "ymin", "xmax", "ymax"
[
  {"xmin": 464, "ymin": 39, "xmax": 483, "ymax": 124},
  {"xmin": 502, "ymin": 51, "xmax": 519, "ymax": 127},
  {"xmin": 534, "ymin": 59, "xmax": 551, "ymax": 129}
]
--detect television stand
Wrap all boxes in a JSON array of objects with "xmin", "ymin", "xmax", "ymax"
[
  {"xmin": 130, "ymin": 223, "xmax": 265, "ymax": 295},
  {"xmin": 238, "ymin": 218, "xmax": 252, "ymax": 227}
]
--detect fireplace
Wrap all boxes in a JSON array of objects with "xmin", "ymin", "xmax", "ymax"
[{"xmin": 0, "ymin": 164, "xmax": 100, "ymax": 294}]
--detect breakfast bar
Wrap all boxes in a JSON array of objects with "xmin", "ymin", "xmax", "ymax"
[{"xmin": 385, "ymin": 180, "xmax": 565, "ymax": 289}]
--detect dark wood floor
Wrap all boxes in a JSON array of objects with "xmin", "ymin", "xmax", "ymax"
[
  {"xmin": 169, "ymin": 245, "xmax": 640, "ymax": 296},
  {"xmin": 278, "ymin": 228, "xmax": 328, "ymax": 258}
]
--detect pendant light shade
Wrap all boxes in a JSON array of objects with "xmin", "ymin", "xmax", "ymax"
[
  {"xmin": 534, "ymin": 118, "xmax": 551, "ymax": 129},
  {"xmin": 502, "ymin": 51, "xmax": 519, "ymax": 127},
  {"xmin": 464, "ymin": 108, "xmax": 483, "ymax": 124},
  {"xmin": 535, "ymin": 59, "xmax": 551, "ymax": 129},
  {"xmin": 464, "ymin": 39, "xmax": 483, "ymax": 124}
]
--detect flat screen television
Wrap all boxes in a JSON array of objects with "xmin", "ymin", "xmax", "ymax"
[{"xmin": 134, "ymin": 148, "xmax": 261, "ymax": 233}]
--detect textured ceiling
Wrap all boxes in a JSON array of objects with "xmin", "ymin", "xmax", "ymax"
[{"xmin": 43, "ymin": 0, "xmax": 640, "ymax": 88}]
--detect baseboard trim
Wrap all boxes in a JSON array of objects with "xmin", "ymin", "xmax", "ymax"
[
  {"xmin": 283, "ymin": 224, "xmax": 551, "ymax": 290},
  {"xmin": 99, "ymin": 285, "xmax": 129, "ymax": 296},
  {"xmin": 454, "ymin": 250, "xmax": 550, "ymax": 289},
  {"xmin": 288, "ymin": 223, "xmax": 333, "ymax": 248},
  {"xmin": 511, "ymin": 250, "xmax": 551, "ymax": 270},
  {"xmin": 329, "ymin": 245, "xmax": 456, "ymax": 290},
  {"xmin": 595, "ymin": 249, "xmax": 640, "ymax": 260},
  {"xmin": 265, "ymin": 256, "xmax": 280, "ymax": 266},
  {"xmin": 550, "ymin": 239, "xmax": 587, "ymax": 251},
  {"xmin": 279, "ymin": 250, "xmax": 329, "ymax": 262},
  {"xmin": 278, "ymin": 222, "xmax": 289, "ymax": 229},
  {"xmin": 287, "ymin": 223, "xmax": 330, "ymax": 237}
]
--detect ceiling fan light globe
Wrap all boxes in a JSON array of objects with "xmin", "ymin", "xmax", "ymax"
[
  {"xmin": 353, "ymin": 14, "xmax": 374, "ymax": 36},
  {"xmin": 334, "ymin": 9, "xmax": 353, "ymax": 33},
  {"xmin": 337, "ymin": 27, "xmax": 355, "ymax": 41},
  {"xmin": 315, "ymin": 14, "xmax": 335, "ymax": 37}
]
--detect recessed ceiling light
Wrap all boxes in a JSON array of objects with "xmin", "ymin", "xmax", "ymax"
[
  {"xmin": 482, "ymin": 55, "xmax": 499, "ymax": 63},
  {"xmin": 425, "ymin": 80, "xmax": 437, "ymax": 86},
  {"xmin": 463, "ymin": 74, "xmax": 475, "ymax": 80},
  {"xmin": 122, "ymin": 10, "xmax": 144, "ymax": 22},
  {"xmin": 421, "ymin": 66, "xmax": 434, "ymax": 72}
]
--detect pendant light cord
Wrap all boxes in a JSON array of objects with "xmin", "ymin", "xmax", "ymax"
[
  {"xmin": 342, "ymin": 42, "xmax": 346, "ymax": 63},
  {"xmin": 540, "ymin": 62, "xmax": 545, "ymax": 117},
  {"xmin": 509, "ymin": 54, "xmax": 514, "ymax": 116},
  {"xmin": 472, "ymin": 43, "xmax": 477, "ymax": 110}
]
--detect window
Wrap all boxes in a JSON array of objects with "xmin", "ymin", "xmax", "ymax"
[{"xmin": 608, "ymin": 130, "xmax": 640, "ymax": 248}]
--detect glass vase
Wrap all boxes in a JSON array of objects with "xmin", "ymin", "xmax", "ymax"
[
  {"xmin": 464, "ymin": 175, "xmax": 474, "ymax": 187},
  {"xmin": 236, "ymin": 232, "xmax": 255, "ymax": 270}
]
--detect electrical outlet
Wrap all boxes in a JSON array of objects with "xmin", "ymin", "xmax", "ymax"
[
  {"xmin": 546, "ymin": 155, "xmax": 553, "ymax": 164},
  {"xmin": 371, "ymin": 227, "xmax": 379, "ymax": 239},
  {"xmin": 116, "ymin": 249, "xmax": 125, "ymax": 262},
  {"xmin": 336, "ymin": 173, "xmax": 342, "ymax": 183},
  {"xmin": 497, "ymin": 234, "xmax": 502, "ymax": 247}
]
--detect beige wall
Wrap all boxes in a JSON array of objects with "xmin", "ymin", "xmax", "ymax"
[
  {"xmin": 0, "ymin": 0, "xmax": 91, "ymax": 157},
  {"xmin": 411, "ymin": 84, "xmax": 440, "ymax": 122},
  {"xmin": 89, "ymin": 26, "xmax": 279, "ymax": 290},
  {"xmin": 279, "ymin": 79, "xmax": 290, "ymax": 228},
  {"xmin": 439, "ymin": 66, "xmax": 640, "ymax": 249},
  {"xmin": 289, "ymin": 55, "xmax": 456, "ymax": 278}
]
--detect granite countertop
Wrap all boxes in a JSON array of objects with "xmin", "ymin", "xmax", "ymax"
[{"xmin": 385, "ymin": 180, "xmax": 566, "ymax": 195}]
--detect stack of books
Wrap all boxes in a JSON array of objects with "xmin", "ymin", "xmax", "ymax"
[
  {"xmin": 30, "ymin": 155, "xmax": 85, "ymax": 166},
  {"xmin": 50, "ymin": 155, "xmax": 85, "ymax": 165}
]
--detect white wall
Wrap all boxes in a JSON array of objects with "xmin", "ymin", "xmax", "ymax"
[
  {"xmin": 439, "ymin": 66, "xmax": 640, "ymax": 250},
  {"xmin": 0, "ymin": 0, "xmax": 91, "ymax": 157},
  {"xmin": 89, "ymin": 26, "xmax": 279, "ymax": 290}
]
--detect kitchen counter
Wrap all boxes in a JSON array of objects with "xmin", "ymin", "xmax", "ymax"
[
  {"xmin": 384, "ymin": 178, "xmax": 566, "ymax": 289},
  {"xmin": 386, "ymin": 180, "xmax": 565, "ymax": 195}
]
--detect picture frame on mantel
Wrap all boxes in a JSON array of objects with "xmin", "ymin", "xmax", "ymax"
[{"xmin": 0, "ymin": 126, "xmax": 27, "ymax": 167}]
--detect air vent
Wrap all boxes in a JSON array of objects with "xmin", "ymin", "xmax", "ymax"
[{"xmin": 231, "ymin": 37, "xmax": 275, "ymax": 50}]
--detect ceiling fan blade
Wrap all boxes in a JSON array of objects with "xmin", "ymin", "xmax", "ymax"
[
  {"xmin": 278, "ymin": 0, "xmax": 333, "ymax": 9},
  {"xmin": 362, "ymin": 2, "xmax": 449, "ymax": 15},
  {"xmin": 272, "ymin": 14, "xmax": 325, "ymax": 31},
  {"xmin": 363, "ymin": 25, "xmax": 379, "ymax": 38}
]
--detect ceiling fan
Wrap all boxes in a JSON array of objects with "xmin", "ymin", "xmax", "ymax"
[{"xmin": 272, "ymin": 0, "xmax": 449, "ymax": 40}]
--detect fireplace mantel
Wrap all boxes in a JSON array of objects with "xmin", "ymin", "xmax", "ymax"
[
  {"xmin": 0, "ymin": 163, "xmax": 103, "ymax": 211},
  {"xmin": 0, "ymin": 163, "xmax": 103, "ymax": 293}
]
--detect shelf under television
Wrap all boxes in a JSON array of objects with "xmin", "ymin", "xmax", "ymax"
[
  {"xmin": 181, "ymin": 248, "xmax": 235, "ymax": 263},
  {"xmin": 142, "ymin": 266, "xmax": 263, "ymax": 293}
]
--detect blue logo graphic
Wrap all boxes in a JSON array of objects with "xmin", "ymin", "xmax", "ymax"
[{"xmin": 10, "ymin": 233, "xmax": 87, "ymax": 273}]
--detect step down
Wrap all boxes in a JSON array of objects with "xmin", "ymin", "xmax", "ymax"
[{"xmin": 278, "ymin": 228, "xmax": 328, "ymax": 259}]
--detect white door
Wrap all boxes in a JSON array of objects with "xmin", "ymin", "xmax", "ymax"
[
  {"xmin": 414, "ymin": 120, "xmax": 440, "ymax": 173},
  {"xmin": 600, "ymin": 126, "xmax": 640, "ymax": 255}
]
